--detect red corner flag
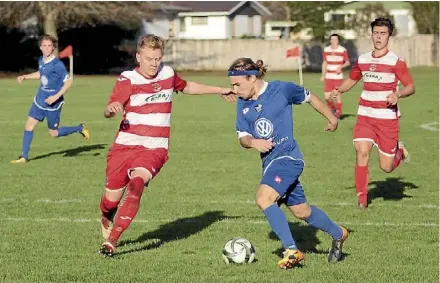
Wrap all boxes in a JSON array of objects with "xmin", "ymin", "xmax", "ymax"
[
  {"xmin": 59, "ymin": 45, "xmax": 73, "ymax": 58},
  {"xmin": 286, "ymin": 46, "xmax": 300, "ymax": 58}
]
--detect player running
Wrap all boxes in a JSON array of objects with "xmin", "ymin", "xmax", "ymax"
[
  {"xmin": 99, "ymin": 34, "xmax": 235, "ymax": 257},
  {"xmin": 229, "ymin": 57, "xmax": 348, "ymax": 269},
  {"xmin": 321, "ymin": 33, "xmax": 350, "ymax": 119},
  {"xmin": 12, "ymin": 34, "xmax": 89, "ymax": 163},
  {"xmin": 331, "ymin": 18, "xmax": 415, "ymax": 208}
]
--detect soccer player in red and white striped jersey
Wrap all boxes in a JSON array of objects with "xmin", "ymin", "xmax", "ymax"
[
  {"xmin": 99, "ymin": 34, "xmax": 235, "ymax": 256},
  {"xmin": 321, "ymin": 34, "xmax": 350, "ymax": 119},
  {"xmin": 331, "ymin": 18, "xmax": 415, "ymax": 208}
]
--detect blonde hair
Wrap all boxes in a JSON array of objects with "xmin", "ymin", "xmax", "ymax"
[
  {"xmin": 39, "ymin": 34, "xmax": 58, "ymax": 48},
  {"xmin": 228, "ymin": 58, "xmax": 267, "ymax": 78},
  {"xmin": 137, "ymin": 34, "xmax": 165, "ymax": 53}
]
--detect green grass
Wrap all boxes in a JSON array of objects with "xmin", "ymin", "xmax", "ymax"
[{"xmin": 0, "ymin": 68, "xmax": 438, "ymax": 283}]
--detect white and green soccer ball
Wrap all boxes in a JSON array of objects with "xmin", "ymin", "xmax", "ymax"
[{"xmin": 222, "ymin": 238, "xmax": 256, "ymax": 264}]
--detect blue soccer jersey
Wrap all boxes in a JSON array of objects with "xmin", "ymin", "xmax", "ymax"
[
  {"xmin": 235, "ymin": 80, "xmax": 311, "ymax": 169},
  {"xmin": 34, "ymin": 56, "xmax": 69, "ymax": 110}
]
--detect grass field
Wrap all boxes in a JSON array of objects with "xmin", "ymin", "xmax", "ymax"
[{"xmin": 0, "ymin": 68, "xmax": 438, "ymax": 283}]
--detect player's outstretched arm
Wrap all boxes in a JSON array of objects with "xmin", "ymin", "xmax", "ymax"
[
  {"xmin": 338, "ymin": 78, "xmax": 358, "ymax": 93},
  {"xmin": 17, "ymin": 71, "xmax": 41, "ymax": 84},
  {"xmin": 182, "ymin": 81, "xmax": 236, "ymax": 102},
  {"xmin": 307, "ymin": 93, "xmax": 338, "ymax": 132}
]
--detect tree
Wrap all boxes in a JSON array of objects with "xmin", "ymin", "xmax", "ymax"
[
  {"xmin": 347, "ymin": 4, "xmax": 394, "ymax": 38},
  {"xmin": 285, "ymin": 1, "xmax": 344, "ymax": 40},
  {"xmin": 261, "ymin": 2, "xmax": 343, "ymax": 40},
  {"xmin": 0, "ymin": 1, "xmax": 154, "ymax": 52},
  {"xmin": 410, "ymin": 2, "xmax": 439, "ymax": 34}
]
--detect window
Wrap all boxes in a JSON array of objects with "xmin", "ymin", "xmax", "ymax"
[
  {"xmin": 191, "ymin": 16, "xmax": 208, "ymax": 25},
  {"xmin": 180, "ymin": 17, "xmax": 186, "ymax": 32}
]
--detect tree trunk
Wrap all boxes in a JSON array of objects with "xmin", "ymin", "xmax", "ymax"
[
  {"xmin": 43, "ymin": 14, "xmax": 58, "ymax": 55},
  {"xmin": 38, "ymin": 1, "xmax": 59, "ymax": 55}
]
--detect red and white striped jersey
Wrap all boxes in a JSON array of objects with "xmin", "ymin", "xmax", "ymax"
[
  {"xmin": 322, "ymin": 45, "xmax": 349, "ymax": 80},
  {"xmin": 107, "ymin": 65, "xmax": 187, "ymax": 151},
  {"xmin": 349, "ymin": 50, "xmax": 413, "ymax": 120}
]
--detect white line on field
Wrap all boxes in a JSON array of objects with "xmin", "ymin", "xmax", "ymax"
[
  {"xmin": 419, "ymin": 121, "xmax": 440, "ymax": 132},
  {"xmin": 1, "ymin": 198, "xmax": 437, "ymax": 210},
  {"xmin": 5, "ymin": 217, "xmax": 438, "ymax": 228}
]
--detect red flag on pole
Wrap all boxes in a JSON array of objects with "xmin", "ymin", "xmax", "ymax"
[
  {"xmin": 59, "ymin": 45, "xmax": 73, "ymax": 58},
  {"xmin": 286, "ymin": 46, "xmax": 300, "ymax": 58}
]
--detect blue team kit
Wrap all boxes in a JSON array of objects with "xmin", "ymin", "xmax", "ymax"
[
  {"xmin": 235, "ymin": 80, "xmax": 311, "ymax": 205},
  {"xmin": 28, "ymin": 56, "xmax": 69, "ymax": 129}
]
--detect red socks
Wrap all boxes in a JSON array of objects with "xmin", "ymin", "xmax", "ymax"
[
  {"xmin": 108, "ymin": 177, "xmax": 145, "ymax": 243},
  {"xmin": 355, "ymin": 165, "xmax": 369, "ymax": 206},
  {"xmin": 100, "ymin": 196, "xmax": 119, "ymax": 219},
  {"xmin": 335, "ymin": 102, "xmax": 342, "ymax": 118},
  {"xmin": 327, "ymin": 100, "xmax": 335, "ymax": 110},
  {"xmin": 392, "ymin": 147, "xmax": 404, "ymax": 169}
]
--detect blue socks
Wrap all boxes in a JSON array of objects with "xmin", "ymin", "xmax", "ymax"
[
  {"xmin": 57, "ymin": 125, "xmax": 82, "ymax": 137},
  {"xmin": 21, "ymin": 130, "xmax": 34, "ymax": 159},
  {"xmin": 263, "ymin": 204, "xmax": 297, "ymax": 250},
  {"xmin": 305, "ymin": 205, "xmax": 343, "ymax": 240}
]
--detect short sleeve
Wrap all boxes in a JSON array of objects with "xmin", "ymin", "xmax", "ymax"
[
  {"xmin": 174, "ymin": 72, "xmax": 188, "ymax": 92},
  {"xmin": 395, "ymin": 59, "xmax": 414, "ymax": 86},
  {"xmin": 349, "ymin": 60, "xmax": 362, "ymax": 81},
  {"xmin": 108, "ymin": 75, "xmax": 132, "ymax": 106},
  {"xmin": 283, "ymin": 82, "xmax": 311, "ymax": 105},
  {"xmin": 236, "ymin": 102, "xmax": 252, "ymax": 139},
  {"xmin": 56, "ymin": 61, "xmax": 69, "ymax": 82}
]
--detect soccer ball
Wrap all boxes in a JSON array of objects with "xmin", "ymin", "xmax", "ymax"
[{"xmin": 222, "ymin": 238, "xmax": 256, "ymax": 264}]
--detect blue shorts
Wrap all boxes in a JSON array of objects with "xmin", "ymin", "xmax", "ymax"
[
  {"xmin": 261, "ymin": 157, "xmax": 307, "ymax": 206},
  {"xmin": 28, "ymin": 103, "xmax": 62, "ymax": 130}
]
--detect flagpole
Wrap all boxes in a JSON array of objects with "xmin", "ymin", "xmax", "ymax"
[{"xmin": 69, "ymin": 55, "xmax": 73, "ymax": 82}]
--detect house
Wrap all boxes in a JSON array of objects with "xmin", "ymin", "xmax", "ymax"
[
  {"xmin": 143, "ymin": 1, "xmax": 272, "ymax": 39},
  {"xmin": 325, "ymin": 1, "xmax": 416, "ymax": 39}
]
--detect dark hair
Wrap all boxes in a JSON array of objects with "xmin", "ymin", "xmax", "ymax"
[
  {"xmin": 371, "ymin": 17, "xmax": 394, "ymax": 35},
  {"xmin": 228, "ymin": 57, "xmax": 267, "ymax": 78},
  {"xmin": 330, "ymin": 33, "xmax": 340, "ymax": 41},
  {"xmin": 39, "ymin": 34, "xmax": 58, "ymax": 48}
]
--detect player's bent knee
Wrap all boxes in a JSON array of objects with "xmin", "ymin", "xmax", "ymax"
[
  {"xmin": 324, "ymin": 92, "xmax": 331, "ymax": 100},
  {"xmin": 48, "ymin": 129, "xmax": 58, "ymax": 137},
  {"xmin": 104, "ymin": 187, "xmax": 125, "ymax": 202},
  {"xmin": 289, "ymin": 203, "xmax": 311, "ymax": 220},
  {"xmin": 128, "ymin": 167, "xmax": 152, "ymax": 184},
  {"xmin": 255, "ymin": 185, "xmax": 279, "ymax": 210},
  {"xmin": 379, "ymin": 163, "xmax": 394, "ymax": 173}
]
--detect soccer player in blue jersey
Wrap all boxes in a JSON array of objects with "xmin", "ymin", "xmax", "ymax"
[
  {"xmin": 11, "ymin": 35, "xmax": 90, "ymax": 163},
  {"xmin": 229, "ymin": 58, "xmax": 349, "ymax": 269}
]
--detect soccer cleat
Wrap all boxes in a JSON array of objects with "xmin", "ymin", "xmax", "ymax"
[
  {"xmin": 11, "ymin": 156, "xmax": 28, "ymax": 164},
  {"xmin": 277, "ymin": 249, "xmax": 305, "ymax": 269},
  {"xmin": 101, "ymin": 215, "xmax": 114, "ymax": 240},
  {"xmin": 328, "ymin": 226, "xmax": 349, "ymax": 263},
  {"xmin": 398, "ymin": 141, "xmax": 410, "ymax": 163},
  {"xmin": 99, "ymin": 240, "xmax": 116, "ymax": 258},
  {"xmin": 80, "ymin": 123, "xmax": 90, "ymax": 141}
]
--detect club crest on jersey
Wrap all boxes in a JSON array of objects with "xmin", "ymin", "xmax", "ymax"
[
  {"xmin": 369, "ymin": 64, "xmax": 376, "ymax": 72},
  {"xmin": 254, "ymin": 118, "xmax": 273, "ymax": 138},
  {"xmin": 152, "ymin": 82, "xmax": 162, "ymax": 92},
  {"xmin": 254, "ymin": 104, "xmax": 262, "ymax": 112},
  {"xmin": 274, "ymin": 176, "xmax": 282, "ymax": 184}
]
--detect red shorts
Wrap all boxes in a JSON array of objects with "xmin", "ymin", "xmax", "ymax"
[
  {"xmin": 353, "ymin": 115, "xmax": 400, "ymax": 156},
  {"xmin": 105, "ymin": 146, "xmax": 168, "ymax": 190},
  {"xmin": 324, "ymin": 79, "xmax": 343, "ymax": 93}
]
